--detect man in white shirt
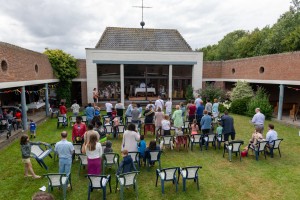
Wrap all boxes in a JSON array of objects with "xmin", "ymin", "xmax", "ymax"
[
  {"xmin": 165, "ymin": 98, "xmax": 172, "ymax": 115},
  {"xmin": 194, "ymin": 95, "xmax": 202, "ymax": 108},
  {"xmin": 105, "ymin": 101, "xmax": 113, "ymax": 117},
  {"xmin": 251, "ymin": 108, "xmax": 265, "ymax": 134},
  {"xmin": 146, "ymin": 101, "xmax": 155, "ymax": 110},
  {"xmin": 155, "ymin": 96, "xmax": 164, "ymax": 111},
  {"xmin": 71, "ymin": 100, "xmax": 80, "ymax": 116}
]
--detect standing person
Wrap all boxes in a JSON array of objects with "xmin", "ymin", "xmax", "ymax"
[
  {"xmin": 165, "ymin": 98, "xmax": 172, "ymax": 116},
  {"xmin": 115, "ymin": 100, "xmax": 125, "ymax": 117},
  {"xmin": 180, "ymin": 102, "xmax": 186, "ymax": 121},
  {"xmin": 138, "ymin": 135, "xmax": 147, "ymax": 160},
  {"xmin": 188, "ymin": 100, "xmax": 197, "ymax": 123},
  {"xmin": 121, "ymin": 123, "xmax": 140, "ymax": 152},
  {"xmin": 82, "ymin": 133, "xmax": 102, "ymax": 175},
  {"xmin": 72, "ymin": 116, "xmax": 86, "ymax": 143},
  {"xmin": 155, "ymin": 107, "xmax": 164, "ymax": 137},
  {"xmin": 85, "ymin": 103, "xmax": 95, "ymax": 125},
  {"xmin": 205, "ymin": 100, "xmax": 212, "ymax": 115},
  {"xmin": 172, "ymin": 105, "xmax": 183, "ymax": 135},
  {"xmin": 137, "ymin": 104, "xmax": 143, "ymax": 117},
  {"xmin": 55, "ymin": 131, "xmax": 74, "ymax": 177},
  {"xmin": 200, "ymin": 110, "xmax": 212, "ymax": 135},
  {"xmin": 194, "ymin": 95, "xmax": 202, "ymax": 108},
  {"xmin": 146, "ymin": 100, "xmax": 155, "ymax": 110},
  {"xmin": 251, "ymin": 108, "xmax": 265, "ymax": 134},
  {"xmin": 144, "ymin": 106, "xmax": 155, "ymax": 124},
  {"xmin": 212, "ymin": 99, "xmax": 220, "ymax": 118},
  {"xmin": 131, "ymin": 104, "xmax": 141, "ymax": 129},
  {"xmin": 112, "ymin": 116, "xmax": 120, "ymax": 138},
  {"xmin": 20, "ymin": 134, "xmax": 41, "ymax": 179},
  {"xmin": 155, "ymin": 96, "xmax": 164, "ymax": 111},
  {"xmin": 29, "ymin": 119, "xmax": 37, "ymax": 138},
  {"xmin": 161, "ymin": 115, "xmax": 171, "ymax": 136},
  {"xmin": 84, "ymin": 124, "xmax": 99, "ymax": 145},
  {"xmin": 92, "ymin": 88, "xmax": 99, "ymax": 106},
  {"xmin": 59, "ymin": 102, "xmax": 67, "ymax": 125},
  {"xmin": 71, "ymin": 100, "xmax": 80, "ymax": 116},
  {"xmin": 125, "ymin": 102, "xmax": 133, "ymax": 117},
  {"xmin": 221, "ymin": 110, "xmax": 236, "ymax": 142},
  {"xmin": 105, "ymin": 100, "xmax": 113, "ymax": 117},
  {"xmin": 196, "ymin": 101, "xmax": 205, "ymax": 127}
]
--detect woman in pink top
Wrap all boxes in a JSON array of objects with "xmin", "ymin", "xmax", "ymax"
[
  {"xmin": 191, "ymin": 119, "xmax": 199, "ymax": 135},
  {"xmin": 155, "ymin": 107, "xmax": 164, "ymax": 137}
]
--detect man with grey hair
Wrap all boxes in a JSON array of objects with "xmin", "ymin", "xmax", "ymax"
[{"xmin": 251, "ymin": 108, "xmax": 265, "ymax": 134}]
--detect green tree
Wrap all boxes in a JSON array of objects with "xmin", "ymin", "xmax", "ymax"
[
  {"xmin": 230, "ymin": 81, "xmax": 254, "ymax": 101},
  {"xmin": 44, "ymin": 49, "xmax": 78, "ymax": 106},
  {"xmin": 199, "ymin": 83, "xmax": 226, "ymax": 102},
  {"xmin": 185, "ymin": 85, "xmax": 194, "ymax": 102}
]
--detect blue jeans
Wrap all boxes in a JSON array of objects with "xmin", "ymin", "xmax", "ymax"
[{"xmin": 59, "ymin": 158, "xmax": 72, "ymax": 176}]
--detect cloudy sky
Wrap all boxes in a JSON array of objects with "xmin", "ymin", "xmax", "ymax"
[{"xmin": 0, "ymin": 0, "xmax": 290, "ymax": 58}]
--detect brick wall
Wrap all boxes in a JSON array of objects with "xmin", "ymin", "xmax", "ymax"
[
  {"xmin": 0, "ymin": 42, "xmax": 55, "ymax": 82},
  {"xmin": 203, "ymin": 51, "xmax": 300, "ymax": 81},
  {"xmin": 76, "ymin": 59, "xmax": 86, "ymax": 79}
]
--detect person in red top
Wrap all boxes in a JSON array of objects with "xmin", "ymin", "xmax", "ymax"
[
  {"xmin": 72, "ymin": 116, "xmax": 87, "ymax": 143},
  {"xmin": 188, "ymin": 100, "xmax": 196, "ymax": 123},
  {"xmin": 15, "ymin": 109, "xmax": 22, "ymax": 129},
  {"xmin": 59, "ymin": 102, "xmax": 67, "ymax": 117}
]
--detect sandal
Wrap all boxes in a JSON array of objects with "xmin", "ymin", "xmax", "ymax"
[{"xmin": 33, "ymin": 175, "xmax": 41, "ymax": 179}]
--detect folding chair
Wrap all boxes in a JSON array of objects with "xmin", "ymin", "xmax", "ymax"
[
  {"xmin": 73, "ymin": 143, "xmax": 82, "ymax": 161},
  {"xmin": 179, "ymin": 166, "xmax": 202, "ymax": 191},
  {"xmin": 78, "ymin": 154, "xmax": 88, "ymax": 175},
  {"xmin": 156, "ymin": 167, "xmax": 179, "ymax": 194},
  {"xmin": 203, "ymin": 134, "xmax": 216, "ymax": 150},
  {"xmin": 266, "ymin": 139, "xmax": 283, "ymax": 158},
  {"xmin": 190, "ymin": 134, "xmax": 202, "ymax": 151},
  {"xmin": 125, "ymin": 116, "xmax": 132, "ymax": 125},
  {"xmin": 102, "ymin": 153, "xmax": 119, "ymax": 174},
  {"xmin": 31, "ymin": 142, "xmax": 53, "ymax": 170},
  {"xmin": 115, "ymin": 171, "xmax": 139, "ymax": 200},
  {"xmin": 44, "ymin": 173, "xmax": 72, "ymax": 200},
  {"xmin": 81, "ymin": 115, "xmax": 87, "ymax": 124},
  {"xmin": 57, "ymin": 116, "xmax": 68, "ymax": 128},
  {"xmin": 104, "ymin": 125, "xmax": 114, "ymax": 138},
  {"xmin": 216, "ymin": 134, "xmax": 225, "ymax": 149},
  {"xmin": 248, "ymin": 140, "xmax": 268, "ymax": 161},
  {"xmin": 69, "ymin": 116, "xmax": 76, "ymax": 127},
  {"xmin": 128, "ymin": 151, "xmax": 141, "ymax": 170},
  {"xmin": 146, "ymin": 150, "xmax": 162, "ymax": 171},
  {"xmin": 182, "ymin": 121, "xmax": 191, "ymax": 134},
  {"xmin": 117, "ymin": 125, "xmax": 126, "ymax": 138},
  {"xmin": 86, "ymin": 174, "xmax": 111, "ymax": 200},
  {"xmin": 160, "ymin": 135, "xmax": 174, "ymax": 150},
  {"xmin": 223, "ymin": 140, "xmax": 244, "ymax": 162}
]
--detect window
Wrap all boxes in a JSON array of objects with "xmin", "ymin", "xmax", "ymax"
[
  {"xmin": 35, "ymin": 64, "xmax": 39, "ymax": 74},
  {"xmin": 259, "ymin": 66, "xmax": 264, "ymax": 74},
  {"xmin": 1, "ymin": 60, "xmax": 8, "ymax": 72}
]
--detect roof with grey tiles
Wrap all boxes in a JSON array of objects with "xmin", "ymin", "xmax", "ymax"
[{"xmin": 95, "ymin": 27, "xmax": 193, "ymax": 52}]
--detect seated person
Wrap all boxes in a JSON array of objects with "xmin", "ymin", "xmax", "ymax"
[
  {"xmin": 94, "ymin": 121, "xmax": 107, "ymax": 143},
  {"xmin": 117, "ymin": 150, "xmax": 137, "ymax": 175},
  {"xmin": 104, "ymin": 140, "xmax": 113, "ymax": 153},
  {"xmin": 266, "ymin": 124, "xmax": 278, "ymax": 147},
  {"xmin": 244, "ymin": 127, "xmax": 264, "ymax": 151},
  {"xmin": 190, "ymin": 119, "xmax": 199, "ymax": 135},
  {"xmin": 138, "ymin": 135, "xmax": 146, "ymax": 160},
  {"xmin": 140, "ymin": 82, "xmax": 146, "ymax": 88},
  {"xmin": 144, "ymin": 140, "xmax": 160, "ymax": 166}
]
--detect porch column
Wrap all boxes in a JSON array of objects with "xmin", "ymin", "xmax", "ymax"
[
  {"xmin": 277, "ymin": 84, "xmax": 284, "ymax": 120},
  {"xmin": 120, "ymin": 64, "xmax": 125, "ymax": 105},
  {"xmin": 45, "ymin": 83, "xmax": 50, "ymax": 117},
  {"xmin": 168, "ymin": 65, "xmax": 172, "ymax": 99},
  {"xmin": 21, "ymin": 86, "xmax": 28, "ymax": 131}
]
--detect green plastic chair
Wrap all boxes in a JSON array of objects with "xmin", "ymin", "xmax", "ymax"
[
  {"xmin": 78, "ymin": 154, "xmax": 88, "ymax": 175},
  {"xmin": 44, "ymin": 173, "xmax": 72, "ymax": 200},
  {"xmin": 86, "ymin": 174, "xmax": 111, "ymax": 200},
  {"xmin": 102, "ymin": 153, "xmax": 119, "ymax": 174},
  {"xmin": 115, "ymin": 171, "xmax": 139, "ymax": 200},
  {"xmin": 156, "ymin": 167, "xmax": 179, "ymax": 194},
  {"xmin": 178, "ymin": 166, "xmax": 202, "ymax": 191}
]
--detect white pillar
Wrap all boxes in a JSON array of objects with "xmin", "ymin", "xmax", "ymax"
[
  {"xmin": 169, "ymin": 65, "xmax": 172, "ymax": 99},
  {"xmin": 120, "ymin": 64, "xmax": 125, "ymax": 105},
  {"xmin": 277, "ymin": 84, "xmax": 284, "ymax": 120},
  {"xmin": 86, "ymin": 61, "xmax": 98, "ymax": 103}
]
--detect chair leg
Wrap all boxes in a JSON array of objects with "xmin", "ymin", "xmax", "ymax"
[
  {"xmin": 115, "ymin": 177, "xmax": 118, "ymax": 193},
  {"xmin": 196, "ymin": 177, "xmax": 200, "ymax": 191},
  {"xmin": 88, "ymin": 187, "xmax": 91, "ymax": 200},
  {"xmin": 161, "ymin": 180, "xmax": 165, "ymax": 194},
  {"xmin": 278, "ymin": 148, "xmax": 281, "ymax": 158},
  {"xmin": 264, "ymin": 150, "xmax": 267, "ymax": 159},
  {"xmin": 63, "ymin": 185, "xmax": 67, "ymax": 200},
  {"xmin": 135, "ymin": 183, "xmax": 138, "ymax": 199},
  {"xmin": 255, "ymin": 151, "xmax": 259, "ymax": 161},
  {"xmin": 183, "ymin": 178, "xmax": 186, "ymax": 192},
  {"xmin": 120, "ymin": 186, "xmax": 124, "ymax": 200},
  {"xmin": 40, "ymin": 160, "xmax": 48, "ymax": 170},
  {"xmin": 109, "ymin": 177, "xmax": 112, "ymax": 193},
  {"xmin": 155, "ymin": 171, "xmax": 159, "ymax": 187},
  {"xmin": 103, "ymin": 186, "xmax": 106, "ymax": 200},
  {"xmin": 175, "ymin": 178, "xmax": 178, "ymax": 192}
]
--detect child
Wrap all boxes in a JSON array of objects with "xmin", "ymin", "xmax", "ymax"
[
  {"xmin": 29, "ymin": 119, "xmax": 37, "ymax": 138},
  {"xmin": 111, "ymin": 108, "xmax": 117, "ymax": 119},
  {"xmin": 216, "ymin": 121, "xmax": 223, "ymax": 140},
  {"xmin": 117, "ymin": 149, "xmax": 137, "ymax": 175},
  {"xmin": 113, "ymin": 116, "xmax": 120, "ymax": 138},
  {"xmin": 191, "ymin": 119, "xmax": 199, "ymax": 135},
  {"xmin": 20, "ymin": 134, "xmax": 41, "ymax": 179},
  {"xmin": 104, "ymin": 118, "xmax": 111, "ymax": 126},
  {"xmin": 94, "ymin": 121, "xmax": 107, "ymax": 143},
  {"xmin": 104, "ymin": 140, "xmax": 113, "ymax": 153},
  {"xmin": 138, "ymin": 135, "xmax": 146, "ymax": 160},
  {"xmin": 161, "ymin": 115, "xmax": 171, "ymax": 136}
]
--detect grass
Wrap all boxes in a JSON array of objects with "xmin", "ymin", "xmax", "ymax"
[{"xmin": 0, "ymin": 113, "xmax": 300, "ymax": 200}]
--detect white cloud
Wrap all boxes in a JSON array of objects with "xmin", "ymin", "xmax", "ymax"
[{"xmin": 0, "ymin": 0, "xmax": 290, "ymax": 58}]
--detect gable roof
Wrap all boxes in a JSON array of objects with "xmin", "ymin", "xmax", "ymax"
[{"xmin": 95, "ymin": 27, "xmax": 193, "ymax": 52}]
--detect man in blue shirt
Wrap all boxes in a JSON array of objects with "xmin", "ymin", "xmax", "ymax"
[
  {"xmin": 266, "ymin": 124, "xmax": 278, "ymax": 146},
  {"xmin": 251, "ymin": 108, "xmax": 265, "ymax": 134},
  {"xmin": 221, "ymin": 110, "xmax": 236, "ymax": 142},
  {"xmin": 194, "ymin": 95, "xmax": 202, "ymax": 108},
  {"xmin": 55, "ymin": 131, "xmax": 74, "ymax": 176},
  {"xmin": 200, "ymin": 110, "xmax": 212, "ymax": 135},
  {"xmin": 85, "ymin": 103, "xmax": 95, "ymax": 125}
]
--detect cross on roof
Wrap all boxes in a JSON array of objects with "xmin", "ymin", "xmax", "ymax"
[{"xmin": 133, "ymin": 0, "xmax": 152, "ymax": 29}]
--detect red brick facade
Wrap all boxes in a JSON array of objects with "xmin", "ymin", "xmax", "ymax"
[{"xmin": 0, "ymin": 42, "xmax": 55, "ymax": 82}]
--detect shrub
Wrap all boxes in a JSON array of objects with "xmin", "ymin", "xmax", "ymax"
[
  {"xmin": 230, "ymin": 97, "xmax": 250, "ymax": 115},
  {"xmin": 185, "ymin": 85, "xmax": 194, "ymax": 102},
  {"xmin": 199, "ymin": 83, "xmax": 227, "ymax": 102},
  {"xmin": 230, "ymin": 81, "xmax": 254, "ymax": 101},
  {"xmin": 246, "ymin": 87, "xmax": 273, "ymax": 119},
  {"xmin": 219, "ymin": 100, "xmax": 231, "ymax": 113}
]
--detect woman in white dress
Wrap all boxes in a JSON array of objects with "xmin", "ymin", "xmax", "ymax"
[{"xmin": 121, "ymin": 123, "xmax": 140, "ymax": 152}]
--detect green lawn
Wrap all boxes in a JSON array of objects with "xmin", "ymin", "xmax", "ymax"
[{"xmin": 0, "ymin": 113, "xmax": 299, "ymax": 200}]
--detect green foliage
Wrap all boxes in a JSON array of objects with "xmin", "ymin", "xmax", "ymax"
[
  {"xmin": 44, "ymin": 49, "xmax": 78, "ymax": 106},
  {"xmin": 199, "ymin": 6, "xmax": 300, "ymax": 61},
  {"xmin": 185, "ymin": 85, "xmax": 194, "ymax": 102},
  {"xmin": 230, "ymin": 81, "xmax": 254, "ymax": 101},
  {"xmin": 246, "ymin": 87, "xmax": 273, "ymax": 119},
  {"xmin": 199, "ymin": 83, "xmax": 226, "ymax": 102},
  {"xmin": 230, "ymin": 97, "xmax": 250, "ymax": 115}
]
